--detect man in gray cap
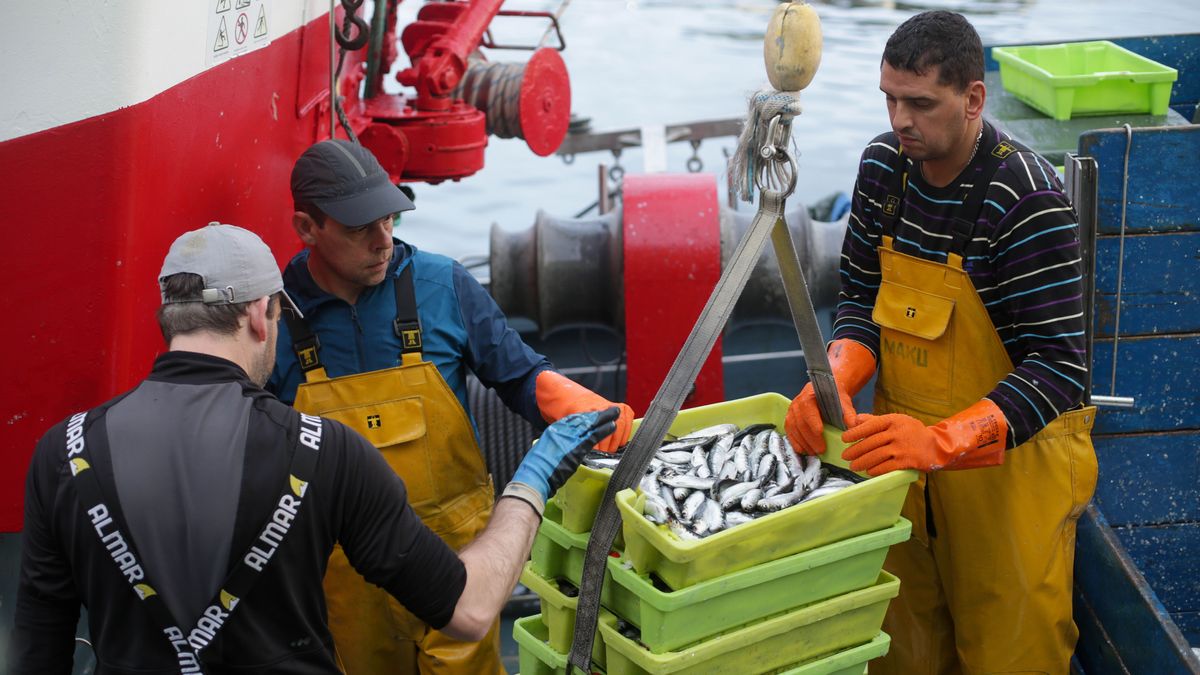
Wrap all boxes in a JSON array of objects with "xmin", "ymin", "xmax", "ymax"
[
  {"xmin": 271, "ymin": 139, "xmax": 635, "ymax": 673},
  {"xmin": 13, "ymin": 223, "xmax": 617, "ymax": 673}
]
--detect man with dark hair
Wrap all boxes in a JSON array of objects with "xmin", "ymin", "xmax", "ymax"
[
  {"xmin": 269, "ymin": 139, "xmax": 635, "ymax": 674},
  {"xmin": 785, "ymin": 11, "xmax": 1098, "ymax": 674},
  {"xmin": 13, "ymin": 223, "xmax": 617, "ymax": 673}
]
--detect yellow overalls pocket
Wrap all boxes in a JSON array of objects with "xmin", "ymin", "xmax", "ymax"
[
  {"xmin": 321, "ymin": 396, "xmax": 439, "ymax": 508},
  {"xmin": 873, "ymin": 281, "xmax": 956, "ymax": 405}
]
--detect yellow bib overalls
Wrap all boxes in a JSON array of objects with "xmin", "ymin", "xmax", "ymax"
[
  {"xmin": 289, "ymin": 267, "xmax": 502, "ymax": 674},
  {"xmin": 869, "ymin": 234, "xmax": 1098, "ymax": 675}
]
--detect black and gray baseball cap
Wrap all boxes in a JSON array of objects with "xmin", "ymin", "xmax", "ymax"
[
  {"xmin": 290, "ymin": 139, "xmax": 415, "ymax": 228},
  {"xmin": 159, "ymin": 223, "xmax": 302, "ymax": 317}
]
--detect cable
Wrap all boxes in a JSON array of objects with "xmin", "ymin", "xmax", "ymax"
[{"xmin": 456, "ymin": 61, "xmax": 525, "ymax": 140}]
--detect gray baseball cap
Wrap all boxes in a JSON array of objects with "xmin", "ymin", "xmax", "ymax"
[
  {"xmin": 159, "ymin": 223, "xmax": 302, "ymax": 317},
  {"xmin": 290, "ymin": 139, "xmax": 415, "ymax": 228}
]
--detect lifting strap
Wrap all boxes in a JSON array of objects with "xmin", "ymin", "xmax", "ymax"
[
  {"xmin": 66, "ymin": 408, "xmax": 323, "ymax": 673},
  {"xmin": 567, "ymin": 113, "xmax": 837, "ymax": 671}
]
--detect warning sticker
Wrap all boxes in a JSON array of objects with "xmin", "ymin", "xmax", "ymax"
[
  {"xmin": 213, "ymin": 16, "xmax": 229, "ymax": 53},
  {"xmin": 234, "ymin": 12, "xmax": 249, "ymax": 44},
  {"xmin": 254, "ymin": 5, "xmax": 268, "ymax": 38},
  {"xmin": 207, "ymin": 0, "xmax": 271, "ymax": 66}
]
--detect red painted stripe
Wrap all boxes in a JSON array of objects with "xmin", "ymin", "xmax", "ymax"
[{"xmin": 0, "ymin": 16, "xmax": 333, "ymax": 531}]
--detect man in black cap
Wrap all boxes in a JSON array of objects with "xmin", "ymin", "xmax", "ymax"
[
  {"xmin": 269, "ymin": 139, "xmax": 634, "ymax": 673},
  {"xmin": 13, "ymin": 222, "xmax": 617, "ymax": 672}
]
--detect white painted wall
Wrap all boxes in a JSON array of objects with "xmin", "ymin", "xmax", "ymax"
[{"xmin": 0, "ymin": 0, "xmax": 328, "ymax": 141}]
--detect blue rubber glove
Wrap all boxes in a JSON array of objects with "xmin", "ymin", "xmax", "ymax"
[{"xmin": 503, "ymin": 407, "xmax": 620, "ymax": 516}]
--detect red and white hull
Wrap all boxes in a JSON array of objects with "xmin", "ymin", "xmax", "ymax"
[{"xmin": 0, "ymin": 1, "xmax": 336, "ymax": 530}]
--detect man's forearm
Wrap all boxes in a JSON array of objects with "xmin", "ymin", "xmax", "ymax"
[{"xmin": 441, "ymin": 496, "xmax": 541, "ymax": 641}]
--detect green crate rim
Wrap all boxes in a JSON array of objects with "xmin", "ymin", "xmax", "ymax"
[
  {"xmin": 597, "ymin": 570, "xmax": 900, "ymax": 666},
  {"xmin": 605, "ymin": 518, "xmax": 911, "ymax": 610}
]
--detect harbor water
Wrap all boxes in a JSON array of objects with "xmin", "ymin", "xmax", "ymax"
[{"xmin": 391, "ymin": 0, "xmax": 1200, "ymax": 262}]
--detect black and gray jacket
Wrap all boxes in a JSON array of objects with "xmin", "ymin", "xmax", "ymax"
[{"xmin": 13, "ymin": 351, "xmax": 466, "ymax": 674}]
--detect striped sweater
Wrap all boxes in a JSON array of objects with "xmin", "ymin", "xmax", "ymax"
[{"xmin": 834, "ymin": 121, "xmax": 1087, "ymax": 447}]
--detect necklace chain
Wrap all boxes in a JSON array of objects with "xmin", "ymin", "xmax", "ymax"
[{"xmin": 966, "ymin": 127, "xmax": 984, "ymax": 165}]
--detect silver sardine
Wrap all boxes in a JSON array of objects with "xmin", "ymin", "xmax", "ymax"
[
  {"xmin": 661, "ymin": 473, "xmax": 716, "ymax": 491},
  {"xmin": 682, "ymin": 490, "xmax": 706, "ymax": 521},
  {"xmin": 739, "ymin": 487, "xmax": 764, "ymax": 511},
  {"xmin": 756, "ymin": 453, "xmax": 777, "ymax": 482},
  {"xmin": 658, "ymin": 437, "xmax": 711, "ymax": 453},
  {"xmin": 661, "ymin": 485, "xmax": 681, "ymax": 518},
  {"xmin": 643, "ymin": 493, "xmax": 670, "ymax": 523},
  {"xmin": 726, "ymin": 511, "xmax": 755, "ymax": 527},
  {"xmin": 708, "ymin": 433, "xmax": 734, "ymax": 476},
  {"xmin": 696, "ymin": 498, "xmax": 724, "ymax": 534},
  {"xmin": 669, "ymin": 519, "xmax": 699, "ymax": 540},
  {"xmin": 718, "ymin": 480, "xmax": 759, "ymax": 509},
  {"xmin": 680, "ymin": 423, "xmax": 738, "ymax": 440},
  {"xmin": 657, "ymin": 450, "xmax": 696, "ymax": 465},
  {"xmin": 733, "ymin": 443, "xmax": 749, "ymax": 476},
  {"xmin": 757, "ymin": 487, "xmax": 806, "ymax": 512}
]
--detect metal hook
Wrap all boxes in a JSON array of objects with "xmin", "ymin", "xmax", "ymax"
[
  {"xmin": 759, "ymin": 114, "xmax": 782, "ymax": 160},
  {"xmin": 687, "ymin": 139, "xmax": 703, "ymax": 173},
  {"xmin": 754, "ymin": 115, "xmax": 797, "ymax": 196}
]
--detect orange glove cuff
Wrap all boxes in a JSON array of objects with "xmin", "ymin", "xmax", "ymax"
[
  {"xmin": 535, "ymin": 370, "xmax": 634, "ymax": 453},
  {"xmin": 841, "ymin": 398, "xmax": 1008, "ymax": 475},
  {"xmin": 935, "ymin": 398, "xmax": 1009, "ymax": 470},
  {"xmin": 827, "ymin": 339, "xmax": 877, "ymax": 398}
]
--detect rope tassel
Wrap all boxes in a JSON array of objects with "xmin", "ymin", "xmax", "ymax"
[{"xmin": 730, "ymin": 89, "xmax": 803, "ymax": 202}]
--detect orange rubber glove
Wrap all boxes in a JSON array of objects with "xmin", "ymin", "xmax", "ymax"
[
  {"xmin": 785, "ymin": 339, "xmax": 877, "ymax": 455},
  {"xmin": 535, "ymin": 370, "xmax": 634, "ymax": 453},
  {"xmin": 841, "ymin": 399, "xmax": 1008, "ymax": 476}
]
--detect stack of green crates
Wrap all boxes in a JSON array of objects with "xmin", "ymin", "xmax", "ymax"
[
  {"xmin": 518, "ymin": 493, "xmax": 618, "ymax": 673},
  {"xmin": 515, "ymin": 393, "xmax": 917, "ymax": 674}
]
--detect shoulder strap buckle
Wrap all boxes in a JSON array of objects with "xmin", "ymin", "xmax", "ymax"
[
  {"xmin": 393, "ymin": 318, "xmax": 422, "ymax": 352},
  {"xmin": 291, "ymin": 333, "xmax": 323, "ymax": 373},
  {"xmin": 393, "ymin": 264, "xmax": 423, "ymax": 356}
]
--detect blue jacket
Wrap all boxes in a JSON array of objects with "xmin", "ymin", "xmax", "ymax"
[{"xmin": 269, "ymin": 240, "xmax": 552, "ymax": 434}]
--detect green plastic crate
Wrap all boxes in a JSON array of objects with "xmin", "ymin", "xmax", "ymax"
[
  {"xmin": 513, "ymin": 613, "xmax": 609, "ymax": 675},
  {"xmin": 993, "ymin": 40, "xmax": 1178, "ymax": 120},
  {"xmin": 599, "ymin": 571, "xmax": 900, "ymax": 675},
  {"xmin": 552, "ymin": 391, "xmax": 805, "ymax": 536},
  {"xmin": 530, "ymin": 501, "xmax": 622, "ymax": 585},
  {"xmin": 520, "ymin": 562, "xmax": 615, "ymax": 663},
  {"xmin": 770, "ymin": 633, "xmax": 890, "ymax": 675},
  {"xmin": 552, "ymin": 391, "xmax": 905, "ymax": 555},
  {"xmin": 604, "ymin": 518, "xmax": 910, "ymax": 653},
  {"xmin": 552, "ymin": 463, "xmax": 615, "ymax": 534},
  {"xmin": 618, "ymin": 393, "xmax": 916, "ymax": 590}
]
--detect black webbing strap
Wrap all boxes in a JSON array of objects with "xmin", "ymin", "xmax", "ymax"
[
  {"xmin": 285, "ymin": 262, "xmax": 424, "ymax": 371},
  {"xmin": 567, "ymin": 190, "xmax": 791, "ymax": 671},
  {"xmin": 283, "ymin": 304, "xmax": 323, "ymax": 375},
  {"xmin": 66, "ymin": 409, "xmax": 323, "ymax": 672},
  {"xmin": 392, "ymin": 264, "xmax": 423, "ymax": 354}
]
